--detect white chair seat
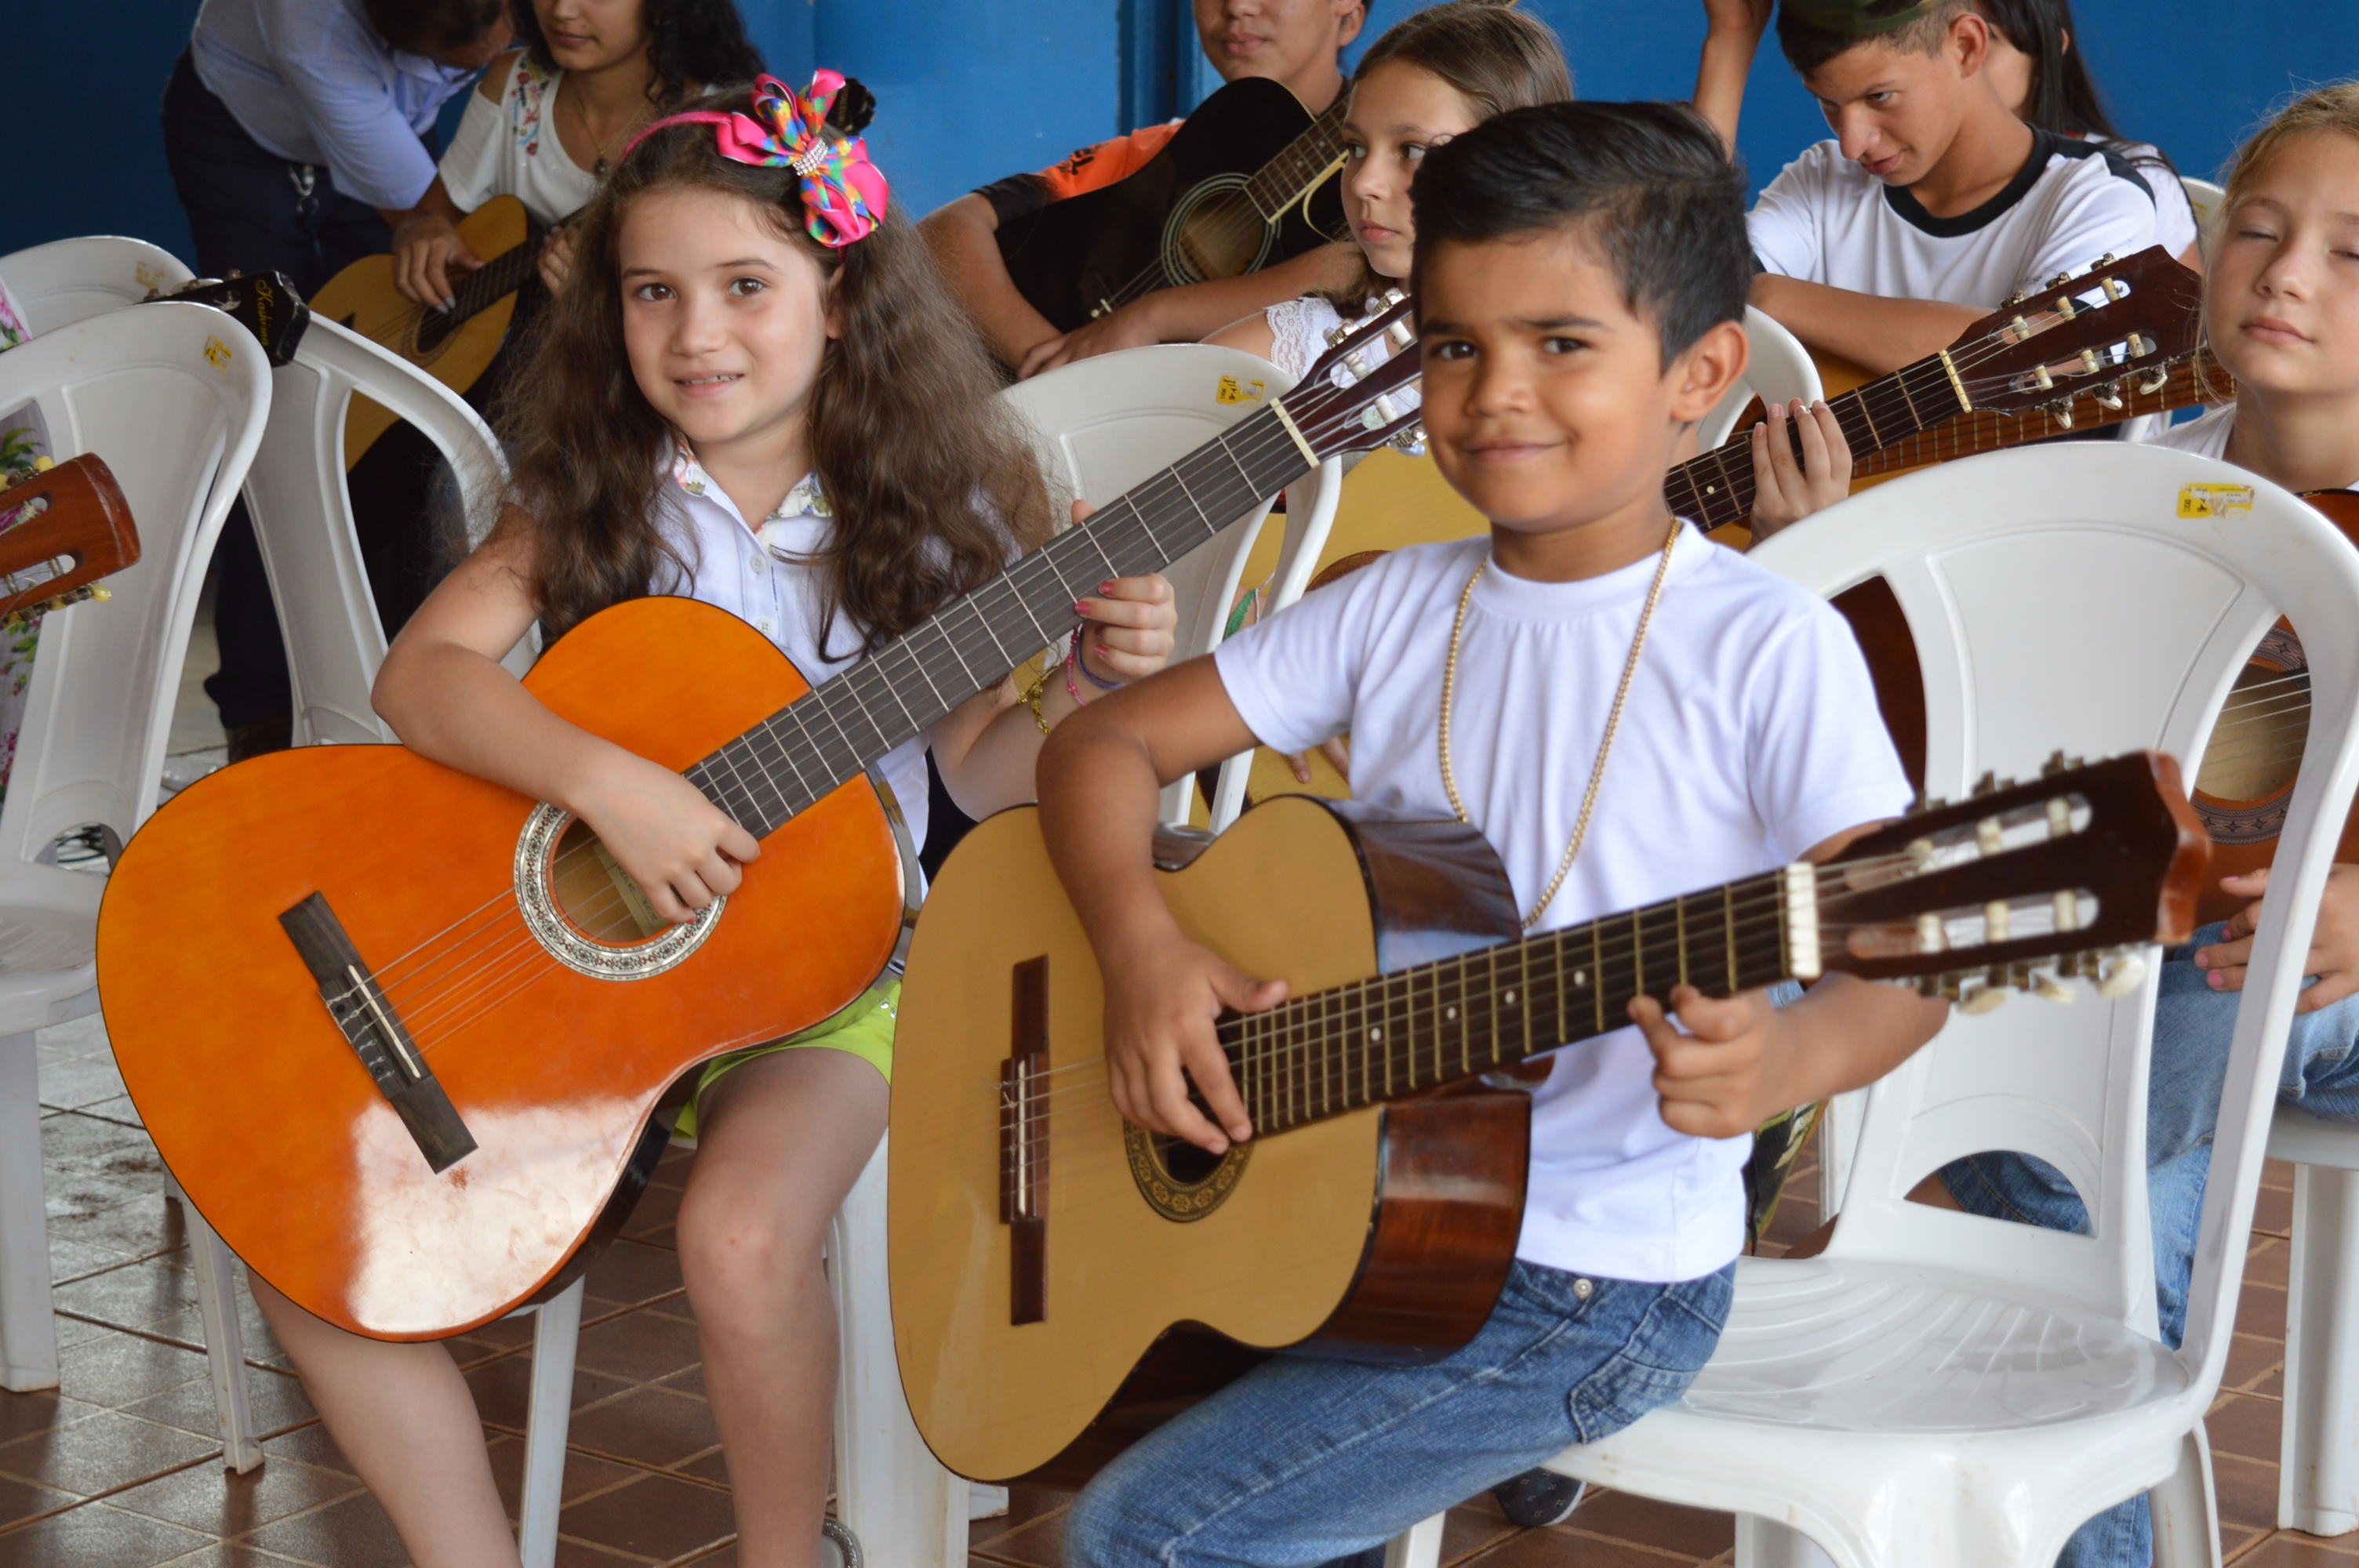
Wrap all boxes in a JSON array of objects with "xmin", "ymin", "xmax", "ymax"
[{"xmin": 0, "ymin": 861, "xmax": 102, "ymax": 1007}]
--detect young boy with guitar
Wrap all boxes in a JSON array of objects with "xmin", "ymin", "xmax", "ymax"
[
  {"xmin": 921, "ymin": 0, "xmax": 1365, "ymax": 376},
  {"xmin": 1033, "ymin": 100, "xmax": 1950, "ymax": 1563}
]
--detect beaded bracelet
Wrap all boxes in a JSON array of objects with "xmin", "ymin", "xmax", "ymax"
[
  {"xmin": 1069, "ymin": 628, "xmax": 1123, "ymax": 691},
  {"xmin": 1020, "ymin": 666, "xmax": 1052, "ymax": 733},
  {"xmin": 1063, "ymin": 651, "xmax": 1092, "ymax": 709}
]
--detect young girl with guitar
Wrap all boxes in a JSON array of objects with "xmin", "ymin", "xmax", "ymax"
[
  {"xmin": 1939, "ymin": 82, "xmax": 2359, "ymax": 1568},
  {"xmin": 247, "ymin": 73, "xmax": 1179, "ymax": 1568}
]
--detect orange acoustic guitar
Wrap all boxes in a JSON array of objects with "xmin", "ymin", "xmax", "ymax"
[
  {"xmin": 93, "ymin": 304, "xmax": 1426, "ymax": 1340},
  {"xmin": 0, "ymin": 454, "xmax": 142, "ymax": 618},
  {"xmin": 887, "ymin": 752, "xmax": 2208, "ymax": 1482}
]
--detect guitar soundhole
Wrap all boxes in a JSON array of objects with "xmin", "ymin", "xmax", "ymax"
[
  {"xmin": 549, "ymin": 819, "xmax": 669, "ymax": 943},
  {"xmin": 1163, "ymin": 179, "xmax": 1272, "ymax": 289},
  {"xmin": 2194, "ymin": 625, "xmax": 2308, "ymax": 842},
  {"xmin": 1122, "ymin": 1123, "xmax": 1249, "ymax": 1223},
  {"xmin": 512, "ymin": 802, "xmax": 724, "ymax": 981}
]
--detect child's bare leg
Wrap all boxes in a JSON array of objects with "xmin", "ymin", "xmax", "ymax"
[
  {"xmin": 246, "ymin": 1272, "xmax": 518, "ymax": 1567},
  {"xmin": 676, "ymin": 1047, "xmax": 888, "ymax": 1568}
]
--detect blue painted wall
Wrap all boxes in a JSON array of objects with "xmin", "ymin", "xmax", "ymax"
[{"xmin": 4, "ymin": 2, "xmax": 2354, "ymax": 267}]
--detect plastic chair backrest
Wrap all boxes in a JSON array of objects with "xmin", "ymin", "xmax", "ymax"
[
  {"xmin": 1750, "ymin": 445, "xmax": 2359, "ymax": 1380},
  {"xmin": 242, "ymin": 315, "xmax": 507, "ymax": 744},
  {"xmin": 0, "ymin": 237, "xmax": 194, "ymax": 335},
  {"xmin": 1699, "ymin": 307, "xmax": 1823, "ymax": 450},
  {"xmin": 2183, "ymin": 176, "xmax": 2228, "ymax": 247},
  {"xmin": 0, "ymin": 304, "xmax": 270, "ymax": 862},
  {"xmin": 998, "ymin": 343, "xmax": 1310, "ymax": 824}
]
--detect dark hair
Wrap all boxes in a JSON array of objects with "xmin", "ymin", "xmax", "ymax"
[
  {"xmin": 496, "ymin": 86, "xmax": 1052, "ymax": 648},
  {"xmin": 1971, "ymin": 0, "xmax": 2117, "ymax": 138},
  {"xmin": 366, "ymin": 0, "xmax": 507, "ymax": 53},
  {"xmin": 1410, "ymin": 101, "xmax": 1750, "ymax": 367},
  {"xmin": 1323, "ymin": 0, "xmax": 1574, "ymax": 309},
  {"xmin": 509, "ymin": 0, "xmax": 762, "ymax": 107},
  {"xmin": 1775, "ymin": 0, "xmax": 1968, "ymax": 76}
]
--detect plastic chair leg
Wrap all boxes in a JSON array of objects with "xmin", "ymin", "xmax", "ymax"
[
  {"xmin": 1383, "ymin": 1512, "xmax": 1445, "ymax": 1568},
  {"xmin": 969, "ymin": 1483, "xmax": 1010, "ymax": 1520},
  {"xmin": 518, "ymin": 1279, "xmax": 585, "ymax": 1568},
  {"xmin": 2151, "ymin": 1420, "xmax": 2223, "ymax": 1568},
  {"xmin": 830, "ymin": 1139, "xmax": 963, "ymax": 1567},
  {"xmin": 2284, "ymin": 1161, "xmax": 2359, "ymax": 1535},
  {"xmin": 0, "ymin": 1031, "xmax": 56, "ymax": 1392},
  {"xmin": 184, "ymin": 1205, "xmax": 263, "ymax": 1473},
  {"xmin": 1736, "ymin": 1516, "xmax": 1840, "ymax": 1568},
  {"xmin": 1818, "ymin": 1088, "xmax": 1866, "ymax": 1219}
]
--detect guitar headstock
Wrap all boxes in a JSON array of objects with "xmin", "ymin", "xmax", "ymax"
[
  {"xmin": 1810, "ymin": 750, "xmax": 2207, "ymax": 1012},
  {"xmin": 1945, "ymin": 246, "xmax": 2202, "ymax": 424},
  {"xmin": 1285, "ymin": 291, "xmax": 1425, "ymax": 459},
  {"xmin": 0, "ymin": 454, "xmax": 140, "ymax": 621},
  {"xmin": 155, "ymin": 272, "xmax": 311, "ymax": 367}
]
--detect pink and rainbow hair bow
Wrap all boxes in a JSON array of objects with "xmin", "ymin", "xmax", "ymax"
[{"xmin": 621, "ymin": 71, "xmax": 889, "ymax": 249}]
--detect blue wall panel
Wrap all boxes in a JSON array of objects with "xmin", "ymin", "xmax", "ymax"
[{"xmin": 2, "ymin": 2, "xmax": 2355, "ymax": 270}]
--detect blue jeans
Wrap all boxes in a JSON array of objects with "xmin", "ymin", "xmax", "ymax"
[
  {"xmin": 1062, "ymin": 1258, "xmax": 1735, "ymax": 1566},
  {"xmin": 1942, "ymin": 921, "xmax": 2359, "ymax": 1566}
]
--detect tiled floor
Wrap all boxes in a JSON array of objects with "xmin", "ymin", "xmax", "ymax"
[{"xmin": 0, "ymin": 1048, "xmax": 2345, "ymax": 1568}]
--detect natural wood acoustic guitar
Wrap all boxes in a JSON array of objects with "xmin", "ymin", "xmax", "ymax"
[
  {"xmin": 93, "ymin": 304, "xmax": 1427, "ymax": 1339},
  {"xmin": 887, "ymin": 752, "xmax": 2208, "ymax": 1482},
  {"xmin": 0, "ymin": 454, "xmax": 142, "ymax": 619},
  {"xmin": 996, "ymin": 77, "xmax": 1347, "ymax": 336},
  {"xmin": 309, "ymin": 194, "xmax": 541, "ymax": 470}
]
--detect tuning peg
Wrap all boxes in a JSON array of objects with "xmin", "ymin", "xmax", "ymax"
[
  {"xmin": 2048, "ymin": 271, "xmax": 2074, "ymax": 289},
  {"xmin": 2032, "ymin": 970, "xmax": 2076, "ymax": 1004},
  {"xmin": 2041, "ymin": 750, "xmax": 2070, "ymax": 776},
  {"xmin": 1907, "ymin": 836, "xmax": 1938, "ymax": 869},
  {"xmin": 2098, "ymin": 950, "xmax": 2148, "ymax": 999},
  {"xmin": 1971, "ymin": 771, "xmax": 2001, "ymax": 796},
  {"xmin": 1389, "ymin": 426, "xmax": 1426, "ymax": 453},
  {"xmin": 2128, "ymin": 332, "xmax": 2155, "ymax": 358},
  {"xmin": 2096, "ymin": 252, "xmax": 2116, "ymax": 266},
  {"xmin": 2101, "ymin": 276, "xmax": 2128, "ymax": 302},
  {"xmin": 1325, "ymin": 324, "xmax": 1353, "ymax": 348},
  {"xmin": 2055, "ymin": 296, "xmax": 2078, "ymax": 321},
  {"xmin": 1380, "ymin": 286, "xmax": 1406, "ymax": 307},
  {"xmin": 1959, "ymin": 980, "xmax": 2008, "ymax": 1015},
  {"xmin": 1984, "ymin": 898, "xmax": 2012, "ymax": 942},
  {"xmin": 2139, "ymin": 365, "xmax": 2172, "ymax": 394},
  {"xmin": 1976, "ymin": 817, "xmax": 2005, "ymax": 855},
  {"xmin": 1917, "ymin": 912, "xmax": 1946, "ymax": 954},
  {"xmin": 2095, "ymin": 380, "xmax": 2125, "ymax": 411},
  {"xmin": 2053, "ymin": 402, "xmax": 2076, "ymax": 430},
  {"xmin": 2046, "ymin": 795, "xmax": 2073, "ymax": 837}
]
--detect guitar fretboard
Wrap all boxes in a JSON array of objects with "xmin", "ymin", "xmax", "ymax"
[
  {"xmin": 678, "ymin": 403, "xmax": 1321, "ymax": 837},
  {"xmin": 1243, "ymin": 94, "xmax": 1350, "ymax": 221},
  {"xmin": 413, "ymin": 234, "xmax": 544, "ymax": 354},
  {"xmin": 1855, "ymin": 349, "xmax": 2234, "ymax": 479},
  {"xmin": 1223, "ymin": 873, "xmax": 1798, "ymax": 1134}
]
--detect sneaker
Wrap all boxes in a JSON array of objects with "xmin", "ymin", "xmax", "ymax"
[{"xmin": 1493, "ymin": 1468, "xmax": 1587, "ymax": 1526}]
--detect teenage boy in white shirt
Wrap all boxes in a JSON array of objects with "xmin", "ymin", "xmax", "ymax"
[
  {"xmin": 1732, "ymin": 0, "xmax": 2161, "ymax": 376},
  {"xmin": 1034, "ymin": 99, "xmax": 1951, "ymax": 1566}
]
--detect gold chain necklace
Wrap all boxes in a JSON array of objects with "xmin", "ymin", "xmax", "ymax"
[{"xmin": 1438, "ymin": 518, "xmax": 1683, "ymax": 930}]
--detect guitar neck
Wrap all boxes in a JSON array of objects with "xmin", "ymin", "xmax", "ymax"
[
  {"xmin": 1855, "ymin": 349, "xmax": 2236, "ymax": 479},
  {"xmin": 680, "ymin": 405, "xmax": 1318, "ymax": 837},
  {"xmin": 451, "ymin": 238, "xmax": 542, "ymax": 325},
  {"xmin": 1243, "ymin": 93, "xmax": 1350, "ymax": 220},
  {"xmin": 1225, "ymin": 869, "xmax": 1804, "ymax": 1136}
]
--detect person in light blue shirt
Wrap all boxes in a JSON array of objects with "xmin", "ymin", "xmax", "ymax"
[{"xmin": 161, "ymin": 0, "xmax": 512, "ymax": 763}]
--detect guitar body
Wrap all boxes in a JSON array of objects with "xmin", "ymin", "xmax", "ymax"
[
  {"xmin": 310, "ymin": 194, "xmax": 533, "ymax": 470},
  {"xmin": 998, "ymin": 78, "xmax": 1345, "ymax": 333},
  {"xmin": 96, "ymin": 596, "xmax": 905, "ymax": 1338},
  {"xmin": 2190, "ymin": 490, "xmax": 2359, "ymax": 924},
  {"xmin": 889, "ymin": 797, "xmax": 1528, "ymax": 1483}
]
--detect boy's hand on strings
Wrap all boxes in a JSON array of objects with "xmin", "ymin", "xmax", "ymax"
[
  {"xmin": 1630, "ymin": 985, "xmax": 1794, "ymax": 1139},
  {"xmin": 537, "ymin": 224, "xmax": 578, "ymax": 296},
  {"xmin": 2195, "ymin": 864, "xmax": 2359, "ymax": 1009},
  {"xmin": 393, "ymin": 213, "xmax": 484, "ymax": 310},
  {"xmin": 573, "ymin": 753, "xmax": 762, "ymax": 925},
  {"xmin": 1749, "ymin": 399, "xmax": 1852, "ymax": 541},
  {"xmin": 1100, "ymin": 928, "xmax": 1285, "ymax": 1156},
  {"xmin": 1288, "ymin": 736, "xmax": 1351, "ymax": 785}
]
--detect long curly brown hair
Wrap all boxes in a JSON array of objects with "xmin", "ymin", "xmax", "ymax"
[{"xmin": 496, "ymin": 87, "xmax": 1052, "ymax": 653}]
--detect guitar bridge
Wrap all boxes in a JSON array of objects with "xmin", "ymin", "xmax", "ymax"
[
  {"xmin": 1000, "ymin": 956, "xmax": 1049, "ymax": 1325},
  {"xmin": 279, "ymin": 891, "xmax": 477, "ymax": 1173}
]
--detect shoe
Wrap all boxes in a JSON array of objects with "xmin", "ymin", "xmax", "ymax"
[
  {"xmin": 224, "ymin": 713, "xmax": 293, "ymax": 763},
  {"xmin": 1493, "ymin": 1468, "xmax": 1587, "ymax": 1526},
  {"xmin": 820, "ymin": 1518, "xmax": 863, "ymax": 1568}
]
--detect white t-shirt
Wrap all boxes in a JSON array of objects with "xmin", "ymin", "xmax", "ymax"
[
  {"xmin": 2143, "ymin": 403, "xmax": 2359, "ymax": 494},
  {"xmin": 439, "ymin": 51, "xmax": 601, "ymax": 227},
  {"xmin": 1750, "ymin": 128, "xmax": 2161, "ymax": 308},
  {"xmin": 2110, "ymin": 140, "xmax": 2200, "ymax": 260},
  {"xmin": 1212, "ymin": 528, "xmax": 1913, "ymax": 1281},
  {"xmin": 649, "ymin": 452, "xmax": 934, "ymax": 857}
]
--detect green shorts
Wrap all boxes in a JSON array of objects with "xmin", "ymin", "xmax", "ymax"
[{"xmin": 673, "ymin": 979, "xmax": 897, "ymax": 1142}]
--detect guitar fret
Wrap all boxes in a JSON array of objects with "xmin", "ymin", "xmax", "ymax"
[
  {"xmin": 1675, "ymin": 894, "xmax": 1689, "ymax": 989},
  {"xmin": 1631, "ymin": 907, "xmax": 1645, "ymax": 1000}
]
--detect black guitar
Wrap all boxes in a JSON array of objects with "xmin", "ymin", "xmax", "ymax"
[{"xmin": 996, "ymin": 75, "xmax": 1349, "ymax": 335}]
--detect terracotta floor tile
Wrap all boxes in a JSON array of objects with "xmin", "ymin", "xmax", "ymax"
[
  {"xmin": 52, "ymin": 1255, "xmax": 202, "ymax": 1335},
  {"xmin": 2215, "ymin": 1452, "xmax": 2284, "ymax": 1533},
  {"xmin": 583, "ymin": 1240, "xmax": 686, "ymax": 1310},
  {"xmin": 106, "ymin": 1453, "xmax": 360, "ymax": 1537},
  {"xmin": 55, "ymin": 1325, "xmax": 209, "ymax": 1409},
  {"xmin": 151, "ymin": 1544, "xmax": 321, "ymax": 1566},
  {"xmin": 0, "ymin": 1407, "xmax": 216, "ymax": 1494},
  {"xmin": 971, "ymin": 1508, "xmax": 1064, "ymax": 1567},
  {"xmin": 124, "ymin": 1365, "xmax": 316, "ymax": 1440},
  {"xmin": 2257, "ymin": 1185, "xmax": 2295, "ymax": 1236},
  {"xmin": 2231, "ymin": 1532, "xmax": 2359, "ymax": 1566},
  {"xmin": 554, "ymin": 1537, "xmax": 657, "ymax": 1566},
  {"xmin": 659, "ymin": 1364, "xmax": 707, "ymax": 1400},
  {"xmin": 2242, "ymin": 1279, "xmax": 2292, "ymax": 1340},
  {"xmin": 0, "ymin": 1390, "xmax": 99, "ymax": 1447},
  {"xmin": 564, "ymin": 1386, "xmax": 720, "ymax": 1468},
  {"xmin": 558, "ymin": 1472, "xmax": 736, "ymax": 1562},
  {"xmin": 51, "ymin": 1232, "xmax": 143, "ymax": 1285},
  {"xmin": 1437, "ymin": 1502, "xmax": 1520, "ymax": 1565},
  {"xmin": 2257, "ymin": 1365, "xmax": 2288, "ymax": 1399},
  {"xmin": 0, "ymin": 1499, "xmax": 213, "ymax": 1567},
  {"xmin": 619, "ymin": 1185, "xmax": 682, "ymax": 1241},
  {"xmin": 1571, "ymin": 1489, "xmax": 1734, "ymax": 1559},
  {"xmin": 260, "ymin": 1425, "xmax": 356, "ymax": 1477},
  {"xmin": 2231, "ymin": 1332, "xmax": 2288, "ymax": 1392},
  {"xmin": 0, "ymin": 1469, "xmax": 73, "ymax": 1529},
  {"xmin": 2264, "ymin": 1159, "xmax": 2298, "ymax": 1192},
  {"xmin": 573, "ymin": 1308, "xmax": 705, "ymax": 1383},
  {"xmin": 970, "ymin": 1485, "xmax": 1068, "ymax": 1548},
  {"xmin": 2225, "ymin": 1525, "xmax": 2273, "ymax": 1563},
  {"xmin": 2250, "ymin": 1237, "xmax": 2292, "ymax": 1288},
  {"xmin": 1470, "ymin": 1526, "xmax": 1699, "ymax": 1565},
  {"xmin": 2212, "ymin": 1393, "xmax": 2289, "ymax": 1465},
  {"xmin": 463, "ymin": 1352, "xmax": 636, "ymax": 1432},
  {"xmin": 484, "ymin": 1432, "xmax": 643, "ymax": 1512},
  {"xmin": 239, "ymin": 1488, "xmax": 413, "ymax": 1568}
]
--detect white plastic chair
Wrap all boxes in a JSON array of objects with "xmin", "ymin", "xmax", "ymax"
[
  {"xmin": 1699, "ymin": 307, "xmax": 1825, "ymax": 451},
  {"xmin": 2183, "ymin": 176, "xmax": 2228, "ymax": 247},
  {"xmin": 0, "ymin": 237, "xmax": 194, "ymax": 336},
  {"xmin": 2270, "ymin": 1109, "xmax": 2359, "ymax": 1535},
  {"xmin": 999, "ymin": 343, "xmax": 1346, "ymax": 827},
  {"xmin": 0, "ymin": 304, "xmax": 269, "ymax": 1398},
  {"xmin": 1378, "ymin": 445, "xmax": 2359, "ymax": 1568}
]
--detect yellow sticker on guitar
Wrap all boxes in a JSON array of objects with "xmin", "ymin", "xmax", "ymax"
[
  {"xmin": 202, "ymin": 335, "xmax": 234, "ymax": 370},
  {"xmin": 2178, "ymin": 483, "xmax": 2255, "ymax": 519},
  {"xmin": 1216, "ymin": 376, "xmax": 1266, "ymax": 405}
]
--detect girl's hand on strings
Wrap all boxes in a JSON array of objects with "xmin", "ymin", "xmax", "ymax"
[
  {"xmin": 1072, "ymin": 569, "xmax": 1179, "ymax": 683},
  {"xmin": 1630, "ymin": 985, "xmax": 1791, "ymax": 1138},
  {"xmin": 2195, "ymin": 864, "xmax": 2359, "ymax": 1010},
  {"xmin": 1749, "ymin": 399, "xmax": 1852, "ymax": 541},
  {"xmin": 1100, "ymin": 927, "xmax": 1285, "ymax": 1156},
  {"xmin": 573, "ymin": 753, "xmax": 763, "ymax": 925},
  {"xmin": 393, "ymin": 213, "xmax": 484, "ymax": 310}
]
